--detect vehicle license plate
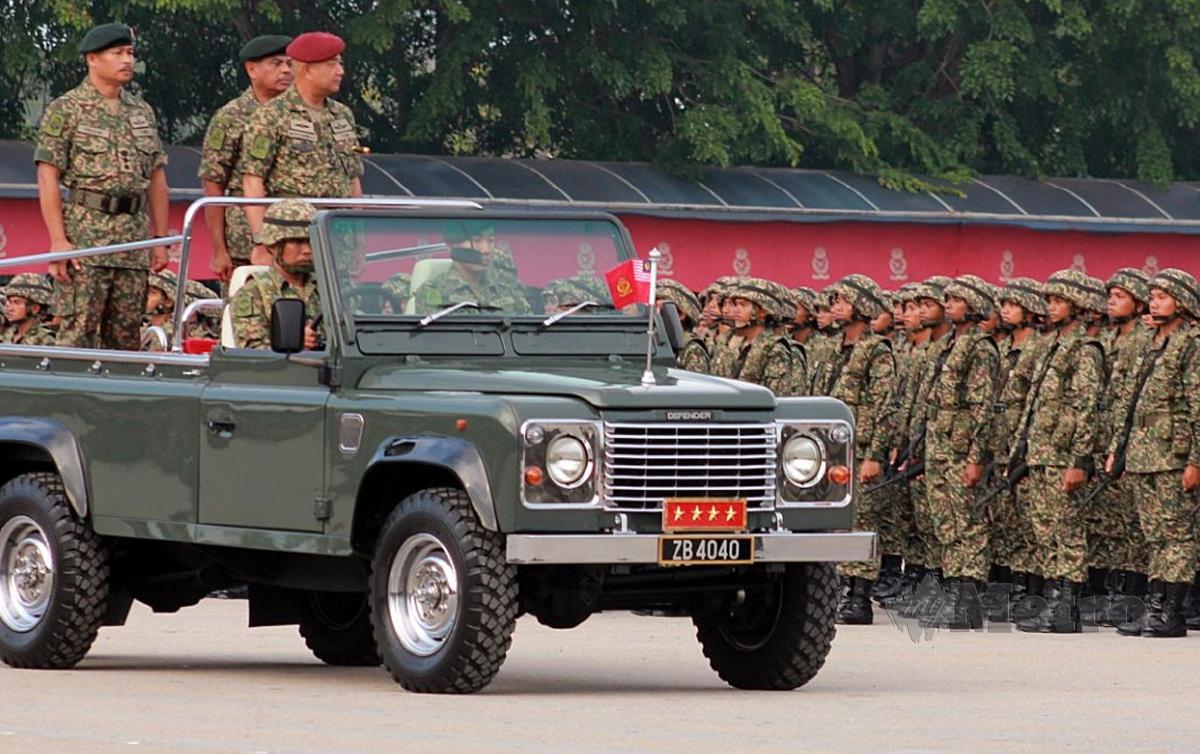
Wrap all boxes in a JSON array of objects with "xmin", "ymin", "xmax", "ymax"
[{"xmin": 658, "ymin": 534, "xmax": 755, "ymax": 566}]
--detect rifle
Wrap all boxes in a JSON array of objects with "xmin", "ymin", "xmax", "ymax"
[{"xmin": 864, "ymin": 458, "xmax": 925, "ymax": 494}]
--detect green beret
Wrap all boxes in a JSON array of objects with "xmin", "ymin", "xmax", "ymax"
[
  {"xmin": 239, "ymin": 35, "xmax": 292, "ymax": 62},
  {"xmin": 78, "ymin": 23, "xmax": 135, "ymax": 55},
  {"xmin": 443, "ymin": 220, "xmax": 495, "ymax": 244}
]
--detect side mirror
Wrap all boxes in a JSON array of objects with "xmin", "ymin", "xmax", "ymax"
[
  {"xmin": 659, "ymin": 301, "xmax": 686, "ymax": 353},
  {"xmin": 270, "ymin": 299, "xmax": 306, "ymax": 354}
]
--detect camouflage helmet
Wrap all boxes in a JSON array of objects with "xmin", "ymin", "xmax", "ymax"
[
  {"xmin": 655, "ymin": 278, "xmax": 701, "ymax": 323},
  {"xmin": 702, "ymin": 275, "xmax": 740, "ymax": 304},
  {"xmin": 761, "ymin": 280, "xmax": 797, "ymax": 322},
  {"xmin": 915, "ymin": 274, "xmax": 953, "ymax": 303},
  {"xmin": 1149, "ymin": 268, "xmax": 1200, "ymax": 316},
  {"xmin": 147, "ymin": 269, "xmax": 179, "ymax": 302},
  {"xmin": 260, "ymin": 199, "xmax": 317, "ymax": 247},
  {"xmin": 895, "ymin": 282, "xmax": 923, "ymax": 303},
  {"xmin": 384, "ymin": 272, "xmax": 412, "ymax": 302},
  {"xmin": 2, "ymin": 273, "xmax": 54, "ymax": 307},
  {"xmin": 542, "ymin": 274, "xmax": 609, "ymax": 308},
  {"xmin": 998, "ymin": 277, "xmax": 1045, "ymax": 316},
  {"xmin": 185, "ymin": 280, "xmax": 217, "ymax": 305},
  {"xmin": 1081, "ymin": 275, "xmax": 1108, "ymax": 314},
  {"xmin": 791, "ymin": 286, "xmax": 818, "ymax": 314},
  {"xmin": 727, "ymin": 277, "xmax": 785, "ymax": 320},
  {"xmin": 829, "ymin": 273, "xmax": 888, "ymax": 319},
  {"xmin": 1043, "ymin": 269, "xmax": 1098, "ymax": 311},
  {"xmin": 1106, "ymin": 267, "xmax": 1150, "ymax": 304},
  {"xmin": 944, "ymin": 274, "xmax": 995, "ymax": 317}
]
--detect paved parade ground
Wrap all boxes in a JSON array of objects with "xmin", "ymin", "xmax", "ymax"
[{"xmin": 0, "ymin": 600, "xmax": 1196, "ymax": 754}]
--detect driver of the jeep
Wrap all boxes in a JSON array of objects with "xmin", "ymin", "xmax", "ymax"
[{"xmin": 415, "ymin": 220, "xmax": 533, "ymax": 315}]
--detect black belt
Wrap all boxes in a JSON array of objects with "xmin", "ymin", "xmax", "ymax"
[{"xmin": 67, "ymin": 188, "xmax": 146, "ymax": 215}]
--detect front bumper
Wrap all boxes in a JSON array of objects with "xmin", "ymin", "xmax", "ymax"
[{"xmin": 506, "ymin": 531, "xmax": 875, "ymax": 565}]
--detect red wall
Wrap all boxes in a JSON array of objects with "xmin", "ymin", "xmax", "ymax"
[{"xmin": 2, "ymin": 197, "xmax": 1197, "ymax": 286}]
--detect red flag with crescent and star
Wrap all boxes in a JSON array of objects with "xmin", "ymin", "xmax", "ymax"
[{"xmin": 604, "ymin": 258, "xmax": 652, "ymax": 309}]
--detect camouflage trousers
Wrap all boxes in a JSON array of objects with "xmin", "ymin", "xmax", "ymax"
[
  {"xmin": 55, "ymin": 266, "xmax": 148, "ymax": 351},
  {"xmin": 1024, "ymin": 465, "xmax": 1087, "ymax": 582},
  {"xmin": 1085, "ymin": 475, "xmax": 1147, "ymax": 573},
  {"xmin": 908, "ymin": 476, "xmax": 942, "ymax": 567},
  {"xmin": 1128, "ymin": 471, "xmax": 1199, "ymax": 584},
  {"xmin": 987, "ymin": 486, "xmax": 1038, "ymax": 573},
  {"xmin": 873, "ymin": 481, "xmax": 915, "ymax": 563},
  {"xmin": 837, "ymin": 482, "xmax": 884, "ymax": 580},
  {"xmin": 924, "ymin": 457, "xmax": 990, "ymax": 581}
]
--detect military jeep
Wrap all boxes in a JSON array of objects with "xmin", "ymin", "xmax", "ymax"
[{"xmin": 0, "ymin": 198, "xmax": 871, "ymax": 693}]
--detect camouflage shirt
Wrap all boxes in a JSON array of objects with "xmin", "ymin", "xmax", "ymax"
[
  {"xmin": 198, "ymin": 88, "xmax": 263, "ymax": 261},
  {"xmin": 676, "ymin": 332, "xmax": 711, "ymax": 373},
  {"xmin": 1108, "ymin": 324, "xmax": 1200, "ymax": 473},
  {"xmin": 0, "ymin": 322, "xmax": 56, "ymax": 346},
  {"xmin": 993, "ymin": 331, "xmax": 1050, "ymax": 459},
  {"xmin": 1097, "ymin": 321, "xmax": 1154, "ymax": 454},
  {"xmin": 34, "ymin": 78, "xmax": 167, "ymax": 269},
  {"xmin": 240, "ymin": 85, "xmax": 363, "ymax": 198},
  {"xmin": 231, "ymin": 267, "xmax": 321, "ymax": 349},
  {"xmin": 1018, "ymin": 322, "xmax": 1105, "ymax": 468},
  {"xmin": 413, "ymin": 255, "xmax": 533, "ymax": 316},
  {"xmin": 925, "ymin": 328, "xmax": 999, "ymax": 465},
  {"xmin": 817, "ymin": 333, "xmax": 896, "ymax": 462},
  {"xmin": 709, "ymin": 329, "xmax": 795, "ymax": 396}
]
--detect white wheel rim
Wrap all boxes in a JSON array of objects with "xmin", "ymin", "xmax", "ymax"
[
  {"xmin": 0, "ymin": 515, "xmax": 55, "ymax": 633},
  {"xmin": 387, "ymin": 533, "xmax": 459, "ymax": 657}
]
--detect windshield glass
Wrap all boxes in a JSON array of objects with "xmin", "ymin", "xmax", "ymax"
[{"xmin": 323, "ymin": 214, "xmax": 632, "ymax": 321}]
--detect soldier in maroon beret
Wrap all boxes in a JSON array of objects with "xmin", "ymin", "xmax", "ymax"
[{"xmin": 240, "ymin": 31, "xmax": 363, "ymax": 260}]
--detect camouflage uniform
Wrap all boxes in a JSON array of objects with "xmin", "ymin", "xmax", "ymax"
[
  {"xmin": 0, "ymin": 274, "xmax": 57, "ymax": 346},
  {"xmin": 413, "ymin": 249, "xmax": 533, "ymax": 316},
  {"xmin": 656, "ymin": 279, "xmax": 709, "ymax": 374},
  {"xmin": 240, "ymin": 85, "xmax": 363, "ymax": 198},
  {"xmin": 1018, "ymin": 272, "xmax": 1105, "ymax": 588},
  {"xmin": 924, "ymin": 276, "xmax": 1000, "ymax": 584},
  {"xmin": 383, "ymin": 273, "xmax": 412, "ymax": 311},
  {"xmin": 199, "ymin": 88, "xmax": 264, "ymax": 295},
  {"xmin": 231, "ymin": 200, "xmax": 322, "ymax": 349},
  {"xmin": 34, "ymin": 78, "xmax": 166, "ymax": 350},
  {"xmin": 708, "ymin": 279, "xmax": 795, "ymax": 396},
  {"xmin": 141, "ymin": 268, "xmax": 179, "ymax": 351},
  {"xmin": 818, "ymin": 275, "xmax": 896, "ymax": 589}
]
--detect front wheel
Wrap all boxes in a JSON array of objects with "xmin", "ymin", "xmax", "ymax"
[
  {"xmin": 369, "ymin": 487, "xmax": 517, "ymax": 693},
  {"xmin": 0, "ymin": 472, "xmax": 109, "ymax": 669},
  {"xmin": 692, "ymin": 562, "xmax": 838, "ymax": 690}
]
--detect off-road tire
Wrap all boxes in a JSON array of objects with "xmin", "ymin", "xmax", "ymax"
[
  {"xmin": 692, "ymin": 562, "xmax": 837, "ymax": 690},
  {"xmin": 298, "ymin": 591, "xmax": 381, "ymax": 667},
  {"xmin": 0, "ymin": 472, "xmax": 109, "ymax": 669},
  {"xmin": 369, "ymin": 487, "xmax": 517, "ymax": 693}
]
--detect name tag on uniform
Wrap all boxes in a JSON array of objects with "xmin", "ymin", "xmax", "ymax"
[
  {"xmin": 77, "ymin": 125, "xmax": 111, "ymax": 139},
  {"xmin": 287, "ymin": 118, "xmax": 317, "ymax": 141},
  {"xmin": 331, "ymin": 118, "xmax": 356, "ymax": 144}
]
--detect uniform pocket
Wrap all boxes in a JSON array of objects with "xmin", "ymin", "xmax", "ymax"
[{"xmin": 71, "ymin": 137, "xmax": 111, "ymax": 178}]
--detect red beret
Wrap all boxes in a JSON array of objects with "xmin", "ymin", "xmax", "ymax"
[{"xmin": 286, "ymin": 32, "xmax": 345, "ymax": 63}]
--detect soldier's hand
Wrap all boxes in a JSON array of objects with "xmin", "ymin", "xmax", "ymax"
[
  {"xmin": 303, "ymin": 324, "xmax": 319, "ymax": 350},
  {"xmin": 211, "ymin": 249, "xmax": 233, "ymax": 283},
  {"xmin": 1105, "ymin": 453, "xmax": 1115, "ymax": 475},
  {"xmin": 48, "ymin": 240, "xmax": 79, "ymax": 282},
  {"xmin": 963, "ymin": 462, "xmax": 984, "ymax": 487},
  {"xmin": 1182, "ymin": 464, "xmax": 1200, "ymax": 492},
  {"xmin": 1063, "ymin": 467, "xmax": 1086, "ymax": 493},
  {"xmin": 251, "ymin": 244, "xmax": 272, "ymax": 266},
  {"xmin": 859, "ymin": 459, "xmax": 882, "ymax": 483},
  {"xmin": 151, "ymin": 246, "xmax": 169, "ymax": 272}
]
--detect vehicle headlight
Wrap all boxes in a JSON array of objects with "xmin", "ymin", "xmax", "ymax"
[
  {"xmin": 781, "ymin": 435, "xmax": 822, "ymax": 486},
  {"xmin": 546, "ymin": 434, "xmax": 591, "ymax": 488}
]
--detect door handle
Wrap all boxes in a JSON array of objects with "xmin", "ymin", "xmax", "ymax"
[{"xmin": 207, "ymin": 419, "xmax": 237, "ymax": 437}]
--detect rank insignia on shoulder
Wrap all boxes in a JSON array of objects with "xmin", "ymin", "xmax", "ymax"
[
  {"xmin": 425, "ymin": 288, "xmax": 442, "ymax": 307},
  {"xmin": 249, "ymin": 134, "xmax": 271, "ymax": 160},
  {"xmin": 43, "ymin": 112, "xmax": 65, "ymax": 137},
  {"xmin": 206, "ymin": 127, "xmax": 226, "ymax": 150}
]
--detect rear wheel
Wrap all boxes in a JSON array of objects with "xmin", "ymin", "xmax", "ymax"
[
  {"xmin": 0, "ymin": 472, "xmax": 109, "ymax": 669},
  {"xmin": 692, "ymin": 562, "xmax": 837, "ymax": 690},
  {"xmin": 298, "ymin": 591, "xmax": 381, "ymax": 667},
  {"xmin": 369, "ymin": 487, "xmax": 517, "ymax": 693}
]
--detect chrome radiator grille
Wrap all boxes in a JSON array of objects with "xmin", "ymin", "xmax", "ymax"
[{"xmin": 603, "ymin": 422, "xmax": 778, "ymax": 511}]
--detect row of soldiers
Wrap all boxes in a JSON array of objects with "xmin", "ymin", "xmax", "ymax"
[
  {"xmin": 33, "ymin": 23, "xmax": 356, "ymax": 349},
  {"xmin": 654, "ymin": 267, "xmax": 1200, "ymax": 637}
]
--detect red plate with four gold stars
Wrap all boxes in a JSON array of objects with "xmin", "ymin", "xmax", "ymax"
[{"xmin": 662, "ymin": 499, "xmax": 748, "ymax": 533}]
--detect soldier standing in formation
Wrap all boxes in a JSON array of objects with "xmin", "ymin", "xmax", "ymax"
[
  {"xmin": 198, "ymin": 35, "xmax": 293, "ymax": 278},
  {"xmin": 241, "ymin": 32, "xmax": 363, "ymax": 257},
  {"xmin": 34, "ymin": 23, "xmax": 170, "ymax": 350},
  {"xmin": 655, "ymin": 279, "xmax": 710, "ymax": 373},
  {"xmin": 708, "ymin": 279, "xmax": 796, "ymax": 396}
]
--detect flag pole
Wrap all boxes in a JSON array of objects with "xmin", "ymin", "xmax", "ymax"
[{"xmin": 641, "ymin": 247, "xmax": 661, "ymax": 387}]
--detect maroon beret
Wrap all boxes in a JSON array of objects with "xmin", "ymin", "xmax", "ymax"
[{"xmin": 286, "ymin": 32, "xmax": 345, "ymax": 63}]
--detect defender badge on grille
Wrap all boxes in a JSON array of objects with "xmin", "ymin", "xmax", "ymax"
[{"xmin": 664, "ymin": 410, "xmax": 713, "ymax": 421}]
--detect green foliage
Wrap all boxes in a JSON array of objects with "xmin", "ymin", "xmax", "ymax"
[{"xmin": 5, "ymin": 0, "xmax": 1200, "ymax": 185}]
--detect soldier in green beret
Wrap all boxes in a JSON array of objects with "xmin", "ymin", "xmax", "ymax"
[
  {"xmin": 198, "ymin": 34, "xmax": 293, "ymax": 286},
  {"xmin": 34, "ymin": 22, "xmax": 171, "ymax": 350}
]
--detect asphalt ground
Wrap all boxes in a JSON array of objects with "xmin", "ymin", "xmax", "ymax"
[{"xmin": 0, "ymin": 600, "xmax": 1196, "ymax": 754}]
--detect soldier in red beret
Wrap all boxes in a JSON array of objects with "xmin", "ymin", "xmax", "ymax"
[{"xmin": 240, "ymin": 31, "xmax": 364, "ymax": 263}]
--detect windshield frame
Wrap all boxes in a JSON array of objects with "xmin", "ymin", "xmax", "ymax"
[{"xmin": 313, "ymin": 208, "xmax": 644, "ymax": 350}]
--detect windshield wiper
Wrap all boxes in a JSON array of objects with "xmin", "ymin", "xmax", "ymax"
[
  {"xmin": 540, "ymin": 301, "xmax": 617, "ymax": 328},
  {"xmin": 417, "ymin": 301, "xmax": 503, "ymax": 327}
]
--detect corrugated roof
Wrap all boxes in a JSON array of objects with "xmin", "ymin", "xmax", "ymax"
[{"xmin": 2, "ymin": 139, "xmax": 1197, "ymax": 234}]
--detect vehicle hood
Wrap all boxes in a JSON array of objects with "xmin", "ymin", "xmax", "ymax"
[{"xmin": 355, "ymin": 363, "xmax": 777, "ymax": 410}]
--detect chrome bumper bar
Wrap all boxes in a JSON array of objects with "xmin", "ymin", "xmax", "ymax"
[{"xmin": 506, "ymin": 531, "xmax": 875, "ymax": 565}]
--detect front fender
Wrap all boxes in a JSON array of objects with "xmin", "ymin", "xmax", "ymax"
[
  {"xmin": 368, "ymin": 435, "xmax": 498, "ymax": 531},
  {"xmin": 0, "ymin": 417, "xmax": 89, "ymax": 517}
]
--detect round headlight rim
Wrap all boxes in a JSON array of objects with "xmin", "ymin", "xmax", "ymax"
[
  {"xmin": 782, "ymin": 433, "xmax": 825, "ymax": 488},
  {"xmin": 545, "ymin": 433, "xmax": 593, "ymax": 489}
]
